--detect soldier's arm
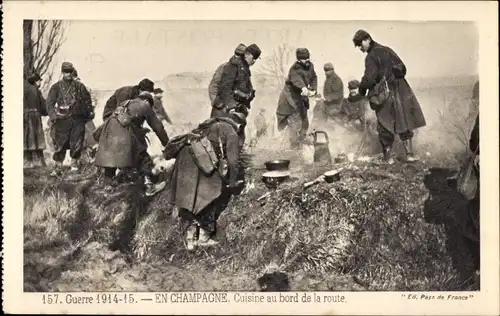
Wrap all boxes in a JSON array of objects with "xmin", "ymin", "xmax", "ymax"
[
  {"xmin": 102, "ymin": 91, "xmax": 118, "ymax": 121},
  {"xmin": 223, "ymin": 125, "xmax": 241, "ymax": 186},
  {"xmin": 45, "ymin": 83, "xmax": 59, "ymax": 119},
  {"xmin": 288, "ymin": 66, "xmax": 306, "ymax": 90},
  {"xmin": 38, "ymin": 89, "xmax": 48, "ymax": 116},
  {"xmin": 219, "ymin": 63, "xmax": 239, "ymax": 111},
  {"xmin": 390, "ymin": 48, "xmax": 407, "ymax": 78},
  {"xmin": 79, "ymin": 83, "xmax": 94, "ymax": 117},
  {"xmin": 146, "ymin": 107, "xmax": 170, "ymax": 146},
  {"xmin": 359, "ymin": 54, "xmax": 378, "ymax": 96},
  {"xmin": 309, "ymin": 64, "xmax": 318, "ymax": 92}
]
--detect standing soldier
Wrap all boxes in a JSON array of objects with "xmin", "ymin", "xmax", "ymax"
[
  {"xmin": 342, "ymin": 79, "xmax": 371, "ymax": 132},
  {"xmin": 46, "ymin": 62, "xmax": 94, "ymax": 175},
  {"xmin": 94, "ymin": 91, "xmax": 170, "ymax": 196},
  {"xmin": 208, "ymin": 43, "xmax": 247, "ymax": 116},
  {"xmin": 276, "ymin": 48, "xmax": 318, "ymax": 149},
  {"xmin": 24, "ymin": 72, "xmax": 48, "ymax": 168},
  {"xmin": 214, "ymin": 43, "xmax": 261, "ymax": 146},
  {"xmin": 153, "ymin": 88, "xmax": 173, "ymax": 126},
  {"xmin": 102, "ymin": 78, "xmax": 155, "ymax": 121},
  {"xmin": 353, "ymin": 30, "xmax": 426, "ymax": 163}
]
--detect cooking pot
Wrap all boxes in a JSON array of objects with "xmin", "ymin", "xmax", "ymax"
[
  {"xmin": 324, "ymin": 169, "xmax": 341, "ymax": 183},
  {"xmin": 262, "ymin": 170, "xmax": 291, "ymax": 189},
  {"xmin": 264, "ymin": 159, "xmax": 290, "ymax": 171}
]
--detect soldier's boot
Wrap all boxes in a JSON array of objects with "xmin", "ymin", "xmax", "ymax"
[
  {"xmin": 403, "ymin": 139, "xmax": 420, "ymax": 162},
  {"xmin": 144, "ymin": 176, "xmax": 166, "ymax": 197},
  {"xmin": 50, "ymin": 161, "xmax": 64, "ymax": 176},
  {"xmin": 70, "ymin": 158, "xmax": 80, "ymax": 172},
  {"xmin": 381, "ymin": 145, "xmax": 394, "ymax": 165},
  {"xmin": 185, "ymin": 225, "xmax": 198, "ymax": 251},
  {"xmin": 197, "ymin": 228, "xmax": 219, "ymax": 247}
]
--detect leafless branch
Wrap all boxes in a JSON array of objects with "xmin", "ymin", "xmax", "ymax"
[
  {"xmin": 24, "ymin": 20, "xmax": 68, "ymax": 93},
  {"xmin": 260, "ymin": 43, "xmax": 293, "ymax": 89}
]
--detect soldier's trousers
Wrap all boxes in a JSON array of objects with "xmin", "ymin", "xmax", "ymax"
[
  {"xmin": 178, "ymin": 190, "xmax": 232, "ymax": 238},
  {"xmin": 50, "ymin": 117, "xmax": 87, "ymax": 162},
  {"xmin": 103, "ymin": 150, "xmax": 155, "ymax": 181},
  {"xmin": 288, "ymin": 111, "xmax": 309, "ymax": 149},
  {"xmin": 377, "ymin": 121, "xmax": 414, "ymax": 148}
]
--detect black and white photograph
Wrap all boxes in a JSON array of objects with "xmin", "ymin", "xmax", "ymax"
[{"xmin": 3, "ymin": 1, "xmax": 499, "ymax": 315}]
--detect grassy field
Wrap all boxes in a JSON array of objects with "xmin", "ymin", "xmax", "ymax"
[{"xmin": 25, "ymin": 82, "xmax": 480, "ymax": 291}]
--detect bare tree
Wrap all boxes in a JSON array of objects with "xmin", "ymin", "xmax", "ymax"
[
  {"xmin": 23, "ymin": 20, "xmax": 68, "ymax": 92},
  {"xmin": 260, "ymin": 43, "xmax": 294, "ymax": 89}
]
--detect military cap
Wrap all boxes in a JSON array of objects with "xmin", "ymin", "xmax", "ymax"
[
  {"xmin": 234, "ymin": 43, "xmax": 247, "ymax": 55},
  {"xmin": 324, "ymin": 62, "xmax": 334, "ymax": 71},
  {"xmin": 245, "ymin": 44, "xmax": 262, "ymax": 59},
  {"xmin": 138, "ymin": 91, "xmax": 155, "ymax": 106},
  {"xmin": 138, "ymin": 78, "xmax": 155, "ymax": 93},
  {"xmin": 352, "ymin": 29, "xmax": 371, "ymax": 46},
  {"xmin": 61, "ymin": 62, "xmax": 74, "ymax": 72},
  {"xmin": 296, "ymin": 48, "xmax": 310, "ymax": 60},
  {"xmin": 348, "ymin": 79, "xmax": 360, "ymax": 89},
  {"xmin": 28, "ymin": 72, "xmax": 41, "ymax": 82}
]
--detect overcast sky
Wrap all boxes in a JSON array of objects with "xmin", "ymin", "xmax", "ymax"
[{"xmin": 52, "ymin": 20, "xmax": 478, "ymax": 90}]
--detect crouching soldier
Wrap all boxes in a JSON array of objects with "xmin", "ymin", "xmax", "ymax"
[
  {"xmin": 46, "ymin": 62, "xmax": 94, "ymax": 175},
  {"xmin": 94, "ymin": 91, "xmax": 170, "ymax": 196},
  {"xmin": 342, "ymin": 80, "xmax": 371, "ymax": 132},
  {"xmin": 166, "ymin": 111, "xmax": 247, "ymax": 250},
  {"xmin": 312, "ymin": 62, "xmax": 344, "ymax": 128}
]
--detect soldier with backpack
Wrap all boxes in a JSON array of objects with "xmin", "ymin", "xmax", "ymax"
[
  {"xmin": 46, "ymin": 62, "xmax": 94, "ymax": 175},
  {"xmin": 165, "ymin": 111, "xmax": 247, "ymax": 250},
  {"xmin": 208, "ymin": 43, "xmax": 247, "ymax": 116},
  {"xmin": 94, "ymin": 91, "xmax": 170, "ymax": 196}
]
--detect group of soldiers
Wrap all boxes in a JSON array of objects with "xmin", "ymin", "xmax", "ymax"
[{"xmin": 23, "ymin": 29, "xmax": 480, "ymax": 251}]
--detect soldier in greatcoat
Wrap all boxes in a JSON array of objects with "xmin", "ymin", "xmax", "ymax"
[
  {"xmin": 24, "ymin": 72, "xmax": 48, "ymax": 168},
  {"xmin": 212, "ymin": 44, "xmax": 261, "ymax": 147},
  {"xmin": 208, "ymin": 43, "xmax": 247, "ymax": 112},
  {"xmin": 353, "ymin": 30, "xmax": 427, "ymax": 163},
  {"xmin": 276, "ymin": 48, "xmax": 318, "ymax": 149},
  {"xmin": 94, "ymin": 91, "xmax": 170, "ymax": 196},
  {"xmin": 46, "ymin": 62, "xmax": 94, "ymax": 175},
  {"xmin": 167, "ymin": 112, "xmax": 247, "ymax": 250}
]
